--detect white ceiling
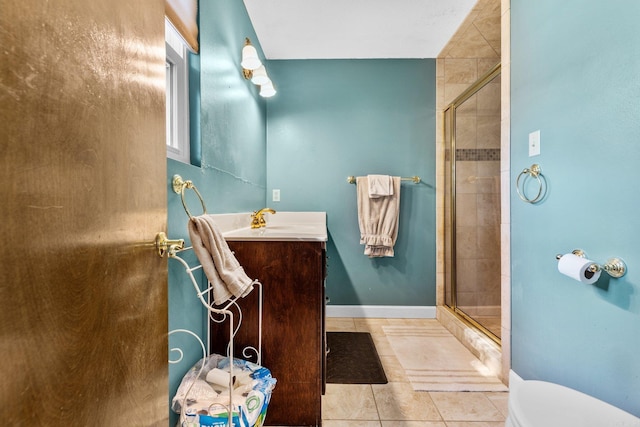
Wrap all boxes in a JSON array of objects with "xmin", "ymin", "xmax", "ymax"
[{"xmin": 243, "ymin": 0, "xmax": 477, "ymax": 60}]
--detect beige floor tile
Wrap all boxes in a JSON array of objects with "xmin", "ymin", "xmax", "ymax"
[
  {"xmin": 381, "ymin": 422, "xmax": 446, "ymax": 427},
  {"xmin": 378, "ymin": 355, "xmax": 408, "ymax": 383},
  {"xmin": 384, "ymin": 318, "xmax": 409, "ymax": 325},
  {"xmin": 355, "ymin": 318, "xmax": 390, "ymax": 334},
  {"xmin": 428, "ymin": 392, "xmax": 505, "ymax": 422},
  {"xmin": 322, "ymin": 421, "xmax": 382, "ymax": 427},
  {"xmin": 321, "ymin": 317, "xmax": 510, "ymax": 426},
  {"xmin": 369, "ymin": 333, "xmax": 394, "ymax": 357},
  {"xmin": 396, "ymin": 318, "xmax": 441, "ymax": 327},
  {"xmin": 485, "ymin": 392, "xmax": 509, "ymax": 417},
  {"xmin": 322, "ymin": 384, "xmax": 378, "ymax": 420},
  {"xmin": 373, "ymin": 382, "xmax": 442, "ymax": 421},
  {"xmin": 326, "ymin": 317, "xmax": 357, "ymax": 332},
  {"xmin": 444, "ymin": 423, "xmax": 505, "ymax": 427}
]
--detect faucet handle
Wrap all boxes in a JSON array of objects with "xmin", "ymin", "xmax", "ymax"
[
  {"xmin": 250, "ymin": 208, "xmax": 275, "ymax": 228},
  {"xmin": 250, "ymin": 211, "xmax": 262, "ymax": 228}
]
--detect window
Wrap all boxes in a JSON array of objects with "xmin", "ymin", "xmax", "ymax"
[{"xmin": 165, "ymin": 19, "xmax": 190, "ymax": 164}]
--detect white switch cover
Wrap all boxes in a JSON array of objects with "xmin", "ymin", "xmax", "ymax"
[
  {"xmin": 529, "ymin": 130, "xmax": 541, "ymax": 156},
  {"xmin": 272, "ymin": 189, "xmax": 280, "ymax": 202}
]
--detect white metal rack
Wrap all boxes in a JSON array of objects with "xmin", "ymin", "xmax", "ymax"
[
  {"xmin": 162, "ymin": 174, "xmax": 265, "ymax": 426},
  {"xmin": 168, "ymin": 245, "xmax": 263, "ymax": 365}
]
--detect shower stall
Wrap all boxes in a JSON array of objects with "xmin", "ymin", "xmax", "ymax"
[{"xmin": 444, "ymin": 63, "xmax": 502, "ymax": 343}]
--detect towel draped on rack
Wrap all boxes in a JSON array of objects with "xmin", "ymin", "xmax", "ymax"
[
  {"xmin": 367, "ymin": 174, "xmax": 394, "ymax": 198},
  {"xmin": 356, "ymin": 175, "xmax": 401, "ymax": 258},
  {"xmin": 188, "ymin": 215, "xmax": 254, "ymax": 305}
]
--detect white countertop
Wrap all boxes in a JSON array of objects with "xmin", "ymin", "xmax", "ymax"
[{"xmin": 209, "ymin": 211, "xmax": 327, "ymax": 242}]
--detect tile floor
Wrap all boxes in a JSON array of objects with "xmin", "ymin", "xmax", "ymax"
[{"xmin": 319, "ymin": 317, "xmax": 509, "ymax": 427}]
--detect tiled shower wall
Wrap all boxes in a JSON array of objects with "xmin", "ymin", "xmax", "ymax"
[
  {"xmin": 435, "ymin": 0, "xmax": 512, "ymax": 380},
  {"xmin": 454, "ymin": 103, "xmax": 502, "ymax": 318}
]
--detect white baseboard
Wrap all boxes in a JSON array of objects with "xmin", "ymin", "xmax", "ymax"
[{"xmin": 326, "ymin": 305, "xmax": 436, "ymax": 319}]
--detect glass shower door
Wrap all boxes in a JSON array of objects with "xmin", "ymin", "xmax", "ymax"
[{"xmin": 444, "ymin": 64, "xmax": 501, "ymax": 342}]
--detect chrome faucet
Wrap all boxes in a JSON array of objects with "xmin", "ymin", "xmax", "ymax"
[{"xmin": 250, "ymin": 208, "xmax": 276, "ymax": 228}]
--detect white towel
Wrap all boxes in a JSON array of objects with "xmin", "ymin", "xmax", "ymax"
[
  {"xmin": 188, "ymin": 215, "xmax": 254, "ymax": 305},
  {"xmin": 356, "ymin": 176, "xmax": 401, "ymax": 257},
  {"xmin": 367, "ymin": 174, "xmax": 394, "ymax": 198}
]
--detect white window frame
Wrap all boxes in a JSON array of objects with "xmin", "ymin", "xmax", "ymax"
[{"xmin": 165, "ymin": 19, "xmax": 190, "ymax": 164}]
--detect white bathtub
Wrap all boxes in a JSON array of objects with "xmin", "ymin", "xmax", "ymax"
[{"xmin": 506, "ymin": 371, "xmax": 640, "ymax": 427}]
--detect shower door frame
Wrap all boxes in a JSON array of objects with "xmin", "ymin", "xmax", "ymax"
[{"xmin": 444, "ymin": 62, "xmax": 502, "ymax": 345}]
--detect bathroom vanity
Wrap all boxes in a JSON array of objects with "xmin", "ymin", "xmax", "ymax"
[{"xmin": 208, "ymin": 212, "xmax": 327, "ymax": 426}]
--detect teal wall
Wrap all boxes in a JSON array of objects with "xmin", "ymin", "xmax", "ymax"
[
  {"xmin": 511, "ymin": 0, "xmax": 640, "ymax": 416},
  {"xmin": 166, "ymin": 0, "xmax": 266, "ymax": 424},
  {"xmin": 266, "ymin": 60, "xmax": 437, "ymax": 306},
  {"xmin": 167, "ymin": 5, "xmax": 437, "ymax": 424}
]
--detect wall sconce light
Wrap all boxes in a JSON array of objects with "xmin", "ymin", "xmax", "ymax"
[
  {"xmin": 241, "ymin": 38, "xmax": 277, "ymax": 98},
  {"xmin": 260, "ymin": 80, "xmax": 276, "ymax": 98}
]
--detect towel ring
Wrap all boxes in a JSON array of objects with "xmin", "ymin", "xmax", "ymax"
[
  {"xmin": 172, "ymin": 174, "xmax": 207, "ymax": 219},
  {"xmin": 516, "ymin": 164, "xmax": 544, "ymax": 204}
]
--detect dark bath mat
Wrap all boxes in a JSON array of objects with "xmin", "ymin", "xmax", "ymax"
[{"xmin": 326, "ymin": 332, "xmax": 388, "ymax": 384}]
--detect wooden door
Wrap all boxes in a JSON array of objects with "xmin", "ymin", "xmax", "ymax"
[{"xmin": 0, "ymin": 0, "xmax": 168, "ymax": 425}]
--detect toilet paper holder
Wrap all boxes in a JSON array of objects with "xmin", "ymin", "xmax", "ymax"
[{"xmin": 555, "ymin": 249, "xmax": 627, "ymax": 278}]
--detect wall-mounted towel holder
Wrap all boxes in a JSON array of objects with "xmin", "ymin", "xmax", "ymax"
[
  {"xmin": 154, "ymin": 175, "xmax": 203, "ymax": 257},
  {"xmin": 516, "ymin": 164, "xmax": 545, "ymax": 204},
  {"xmin": 347, "ymin": 175, "xmax": 421, "ymax": 184},
  {"xmin": 555, "ymin": 249, "xmax": 627, "ymax": 278},
  {"xmin": 155, "ymin": 232, "xmax": 185, "ymax": 258},
  {"xmin": 173, "ymin": 174, "xmax": 207, "ymax": 219}
]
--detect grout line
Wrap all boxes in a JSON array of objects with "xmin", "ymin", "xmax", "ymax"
[{"xmin": 369, "ymin": 383, "xmax": 382, "ymax": 423}]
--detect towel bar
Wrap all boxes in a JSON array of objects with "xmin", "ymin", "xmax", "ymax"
[{"xmin": 347, "ymin": 175, "xmax": 420, "ymax": 184}]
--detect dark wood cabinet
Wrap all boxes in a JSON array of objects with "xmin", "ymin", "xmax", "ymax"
[{"xmin": 209, "ymin": 240, "xmax": 326, "ymax": 426}]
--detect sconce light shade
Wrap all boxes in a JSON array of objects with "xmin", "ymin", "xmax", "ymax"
[
  {"xmin": 241, "ymin": 41, "xmax": 262, "ymax": 70},
  {"xmin": 260, "ymin": 80, "xmax": 277, "ymax": 98},
  {"xmin": 251, "ymin": 65, "xmax": 270, "ymax": 85},
  {"xmin": 241, "ymin": 37, "xmax": 276, "ymax": 98}
]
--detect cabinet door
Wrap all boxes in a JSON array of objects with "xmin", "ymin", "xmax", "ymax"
[{"xmin": 210, "ymin": 241, "xmax": 324, "ymax": 426}]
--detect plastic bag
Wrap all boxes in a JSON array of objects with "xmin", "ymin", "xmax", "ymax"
[{"xmin": 172, "ymin": 354, "xmax": 276, "ymax": 427}]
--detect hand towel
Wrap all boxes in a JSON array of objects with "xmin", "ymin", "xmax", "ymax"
[
  {"xmin": 356, "ymin": 176, "xmax": 401, "ymax": 257},
  {"xmin": 188, "ymin": 215, "xmax": 254, "ymax": 305},
  {"xmin": 367, "ymin": 174, "xmax": 394, "ymax": 198}
]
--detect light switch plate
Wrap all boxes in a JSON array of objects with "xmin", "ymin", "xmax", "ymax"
[{"xmin": 529, "ymin": 130, "xmax": 541, "ymax": 156}]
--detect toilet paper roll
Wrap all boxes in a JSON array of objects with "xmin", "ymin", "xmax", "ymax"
[
  {"xmin": 558, "ymin": 253, "xmax": 601, "ymax": 284},
  {"xmin": 206, "ymin": 368, "xmax": 236, "ymax": 388}
]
